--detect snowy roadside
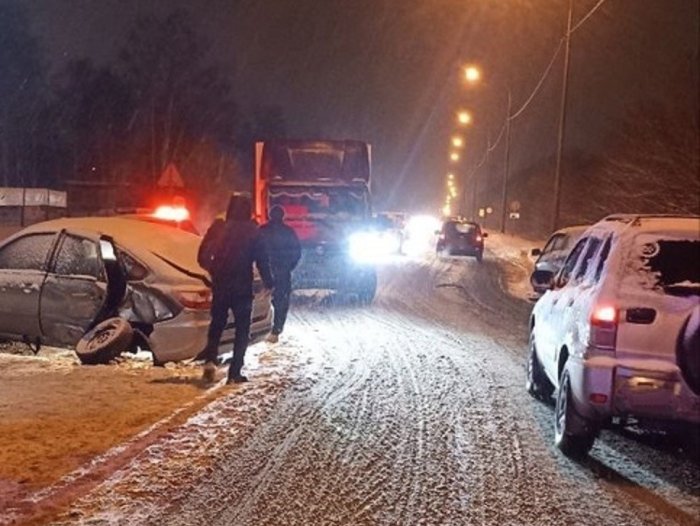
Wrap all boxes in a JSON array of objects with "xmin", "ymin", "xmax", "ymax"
[
  {"xmin": 0, "ymin": 340, "xmax": 296, "ymax": 525},
  {"xmin": 484, "ymin": 232, "xmax": 544, "ymax": 302}
]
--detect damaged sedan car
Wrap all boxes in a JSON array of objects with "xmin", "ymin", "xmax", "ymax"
[{"xmin": 0, "ymin": 217, "xmax": 273, "ymax": 365}]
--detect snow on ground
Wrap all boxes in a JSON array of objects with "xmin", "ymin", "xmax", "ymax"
[
  {"xmin": 0, "ymin": 340, "xmax": 295, "ymax": 525},
  {"xmin": 3, "ymin": 237, "xmax": 698, "ymax": 525},
  {"xmin": 37, "ymin": 247, "xmax": 700, "ymax": 526}
]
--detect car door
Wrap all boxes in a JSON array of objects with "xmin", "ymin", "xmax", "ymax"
[
  {"xmin": 0, "ymin": 232, "xmax": 57, "ymax": 340},
  {"xmin": 558, "ymin": 236, "xmax": 603, "ymax": 360},
  {"xmin": 39, "ymin": 232, "xmax": 110, "ymax": 347},
  {"xmin": 540, "ymin": 237, "xmax": 589, "ymax": 382}
]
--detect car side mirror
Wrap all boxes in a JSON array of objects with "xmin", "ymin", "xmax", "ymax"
[
  {"xmin": 531, "ymin": 269, "xmax": 555, "ymax": 290},
  {"xmin": 530, "ymin": 248, "xmax": 542, "ymax": 257},
  {"xmin": 482, "ymin": 232, "xmax": 488, "ymax": 238}
]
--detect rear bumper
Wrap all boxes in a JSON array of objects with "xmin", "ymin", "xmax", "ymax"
[
  {"xmin": 568, "ymin": 355, "xmax": 700, "ymax": 425},
  {"xmin": 149, "ymin": 298, "xmax": 273, "ymax": 363}
]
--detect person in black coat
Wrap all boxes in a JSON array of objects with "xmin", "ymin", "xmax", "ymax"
[
  {"xmin": 197, "ymin": 195, "xmax": 274, "ymax": 384},
  {"xmin": 260, "ymin": 205, "xmax": 301, "ymax": 343}
]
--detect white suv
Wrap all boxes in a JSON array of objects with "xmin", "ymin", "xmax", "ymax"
[{"xmin": 527, "ymin": 214, "xmax": 700, "ymax": 458}]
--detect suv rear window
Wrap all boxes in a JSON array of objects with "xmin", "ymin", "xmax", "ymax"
[
  {"xmin": 633, "ymin": 238, "xmax": 700, "ymax": 296},
  {"xmin": 446, "ymin": 222, "xmax": 477, "ymax": 235}
]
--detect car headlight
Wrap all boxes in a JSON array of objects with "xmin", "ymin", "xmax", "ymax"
[
  {"xmin": 349, "ymin": 231, "xmax": 381, "ymax": 263},
  {"xmin": 349, "ymin": 231, "xmax": 401, "ymax": 262}
]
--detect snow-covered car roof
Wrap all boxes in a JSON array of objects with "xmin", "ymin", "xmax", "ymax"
[
  {"xmin": 16, "ymin": 217, "xmax": 206, "ymax": 283},
  {"xmin": 552, "ymin": 224, "xmax": 589, "ymax": 237},
  {"xmin": 587, "ymin": 214, "xmax": 700, "ymax": 239}
]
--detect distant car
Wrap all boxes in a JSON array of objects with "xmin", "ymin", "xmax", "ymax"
[
  {"xmin": 0, "ymin": 217, "xmax": 272, "ymax": 365},
  {"xmin": 436, "ymin": 219, "xmax": 487, "ymax": 261},
  {"xmin": 527, "ymin": 214, "xmax": 700, "ymax": 459},
  {"xmin": 529, "ymin": 225, "xmax": 588, "ymax": 294}
]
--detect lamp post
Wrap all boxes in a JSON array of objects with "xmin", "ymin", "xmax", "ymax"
[
  {"xmin": 552, "ymin": 0, "xmax": 574, "ymax": 231},
  {"xmin": 499, "ymin": 90, "xmax": 513, "ymax": 234}
]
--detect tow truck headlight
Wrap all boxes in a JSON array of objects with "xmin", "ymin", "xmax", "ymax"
[{"xmin": 349, "ymin": 231, "xmax": 383, "ymax": 263}]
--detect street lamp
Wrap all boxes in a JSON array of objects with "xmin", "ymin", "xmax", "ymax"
[
  {"xmin": 464, "ymin": 65, "xmax": 482, "ymax": 84},
  {"xmin": 447, "ymin": 173, "xmax": 455, "ymax": 181},
  {"xmin": 457, "ymin": 111, "xmax": 472, "ymax": 125},
  {"xmin": 450, "ymin": 152, "xmax": 460, "ymax": 162},
  {"xmin": 451, "ymin": 136, "xmax": 464, "ymax": 148}
]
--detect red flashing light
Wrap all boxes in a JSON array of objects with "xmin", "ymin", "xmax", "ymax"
[{"xmin": 153, "ymin": 205, "xmax": 190, "ymax": 222}]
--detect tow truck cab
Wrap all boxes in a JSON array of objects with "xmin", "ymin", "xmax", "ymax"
[{"xmin": 253, "ymin": 140, "xmax": 377, "ymax": 302}]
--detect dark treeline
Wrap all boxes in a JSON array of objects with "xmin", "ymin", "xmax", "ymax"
[{"xmin": 0, "ymin": 6, "xmax": 284, "ymax": 211}]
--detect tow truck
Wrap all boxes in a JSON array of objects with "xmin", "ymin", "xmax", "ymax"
[{"xmin": 253, "ymin": 139, "xmax": 377, "ymax": 303}]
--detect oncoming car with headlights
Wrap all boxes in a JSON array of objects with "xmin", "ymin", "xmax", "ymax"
[{"xmin": 0, "ymin": 217, "xmax": 273, "ymax": 365}]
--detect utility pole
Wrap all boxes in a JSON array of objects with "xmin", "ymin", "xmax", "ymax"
[
  {"xmin": 472, "ymin": 132, "xmax": 490, "ymax": 222},
  {"xmin": 552, "ymin": 0, "xmax": 574, "ymax": 232},
  {"xmin": 499, "ymin": 90, "xmax": 512, "ymax": 234}
]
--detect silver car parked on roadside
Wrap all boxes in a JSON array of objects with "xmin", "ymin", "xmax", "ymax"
[{"xmin": 0, "ymin": 217, "xmax": 273, "ymax": 364}]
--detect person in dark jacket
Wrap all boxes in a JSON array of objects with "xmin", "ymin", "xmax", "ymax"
[
  {"xmin": 260, "ymin": 205, "xmax": 301, "ymax": 343},
  {"xmin": 197, "ymin": 195, "xmax": 274, "ymax": 384}
]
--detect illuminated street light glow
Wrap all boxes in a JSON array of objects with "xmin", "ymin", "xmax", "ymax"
[
  {"xmin": 464, "ymin": 65, "xmax": 482, "ymax": 84},
  {"xmin": 442, "ymin": 204, "xmax": 451, "ymax": 216},
  {"xmin": 452, "ymin": 136, "xmax": 464, "ymax": 148},
  {"xmin": 457, "ymin": 111, "xmax": 472, "ymax": 125},
  {"xmin": 447, "ymin": 173, "xmax": 455, "ymax": 180},
  {"xmin": 450, "ymin": 152, "xmax": 460, "ymax": 162}
]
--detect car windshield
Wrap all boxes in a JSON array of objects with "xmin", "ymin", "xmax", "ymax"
[
  {"xmin": 269, "ymin": 186, "xmax": 368, "ymax": 221},
  {"xmin": 628, "ymin": 236, "xmax": 700, "ymax": 296}
]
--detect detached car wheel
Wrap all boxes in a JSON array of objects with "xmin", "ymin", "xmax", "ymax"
[
  {"xmin": 76, "ymin": 318, "xmax": 133, "ymax": 365},
  {"xmin": 554, "ymin": 370, "xmax": 596, "ymax": 459},
  {"xmin": 526, "ymin": 333, "xmax": 554, "ymax": 401}
]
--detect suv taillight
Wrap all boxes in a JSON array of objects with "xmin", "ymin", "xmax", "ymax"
[
  {"xmin": 590, "ymin": 305, "xmax": 618, "ymax": 350},
  {"xmin": 175, "ymin": 289, "xmax": 213, "ymax": 310}
]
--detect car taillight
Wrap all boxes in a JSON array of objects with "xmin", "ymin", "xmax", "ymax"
[
  {"xmin": 175, "ymin": 289, "xmax": 212, "ymax": 310},
  {"xmin": 475, "ymin": 235, "xmax": 483, "ymax": 242},
  {"xmin": 590, "ymin": 305, "xmax": 618, "ymax": 350}
]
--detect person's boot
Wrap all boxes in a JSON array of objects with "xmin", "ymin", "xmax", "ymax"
[
  {"xmin": 202, "ymin": 361, "xmax": 217, "ymax": 383},
  {"xmin": 227, "ymin": 374, "xmax": 248, "ymax": 385},
  {"xmin": 266, "ymin": 332, "xmax": 280, "ymax": 344}
]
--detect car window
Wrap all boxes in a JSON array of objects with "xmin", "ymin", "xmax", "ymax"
[
  {"xmin": 573, "ymin": 237, "xmax": 602, "ymax": 281},
  {"xmin": 53, "ymin": 235, "xmax": 103, "ymax": 279},
  {"xmin": 593, "ymin": 236, "xmax": 613, "ymax": 282},
  {"xmin": 542, "ymin": 234, "xmax": 563, "ymax": 255},
  {"xmin": 119, "ymin": 249, "xmax": 149, "ymax": 281},
  {"xmin": 454, "ymin": 223, "xmax": 476, "ymax": 234},
  {"xmin": 631, "ymin": 237, "xmax": 700, "ymax": 296},
  {"xmin": 559, "ymin": 237, "xmax": 587, "ymax": 285},
  {"xmin": 0, "ymin": 234, "xmax": 55, "ymax": 271}
]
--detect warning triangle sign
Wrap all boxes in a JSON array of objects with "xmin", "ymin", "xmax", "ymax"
[{"xmin": 157, "ymin": 163, "xmax": 185, "ymax": 188}]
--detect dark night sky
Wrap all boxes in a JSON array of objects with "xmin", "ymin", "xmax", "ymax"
[{"xmin": 22, "ymin": 0, "xmax": 700, "ymax": 212}]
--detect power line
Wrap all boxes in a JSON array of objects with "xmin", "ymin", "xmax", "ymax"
[
  {"xmin": 509, "ymin": 38, "xmax": 564, "ymax": 121},
  {"xmin": 466, "ymin": 0, "xmax": 609, "ymax": 169},
  {"xmin": 570, "ymin": 0, "xmax": 608, "ymax": 34}
]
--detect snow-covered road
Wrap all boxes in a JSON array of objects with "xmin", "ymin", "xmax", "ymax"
[{"xmin": 52, "ymin": 251, "xmax": 699, "ymax": 525}]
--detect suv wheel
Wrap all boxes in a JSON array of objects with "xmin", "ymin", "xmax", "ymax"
[
  {"xmin": 554, "ymin": 369, "xmax": 596, "ymax": 459},
  {"xmin": 526, "ymin": 332, "xmax": 554, "ymax": 401}
]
